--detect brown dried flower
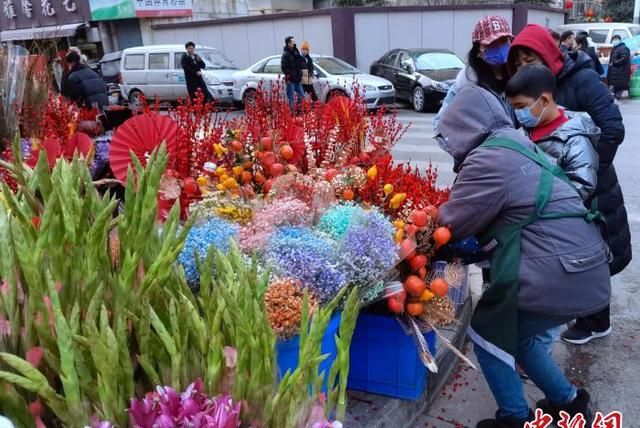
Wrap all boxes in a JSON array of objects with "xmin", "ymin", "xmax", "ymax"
[{"xmin": 264, "ymin": 278, "xmax": 318, "ymax": 339}]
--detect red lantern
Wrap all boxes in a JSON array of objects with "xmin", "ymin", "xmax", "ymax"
[
  {"xmin": 585, "ymin": 8, "xmax": 595, "ymax": 18},
  {"xmin": 564, "ymin": 0, "xmax": 573, "ymax": 10}
]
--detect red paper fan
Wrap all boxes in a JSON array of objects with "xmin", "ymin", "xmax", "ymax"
[
  {"xmin": 284, "ymin": 125, "xmax": 306, "ymax": 164},
  {"xmin": 109, "ymin": 113, "xmax": 178, "ymax": 182},
  {"xmin": 65, "ymin": 133, "xmax": 94, "ymax": 160},
  {"xmin": 41, "ymin": 137, "xmax": 62, "ymax": 167}
]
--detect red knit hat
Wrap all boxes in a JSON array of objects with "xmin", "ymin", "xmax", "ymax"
[{"xmin": 472, "ymin": 15, "xmax": 513, "ymax": 46}]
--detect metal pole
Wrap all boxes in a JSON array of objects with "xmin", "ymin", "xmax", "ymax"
[{"xmin": 635, "ymin": 0, "xmax": 640, "ymax": 24}]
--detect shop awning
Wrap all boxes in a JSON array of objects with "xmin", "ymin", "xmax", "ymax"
[{"xmin": 1, "ymin": 23, "xmax": 83, "ymax": 42}]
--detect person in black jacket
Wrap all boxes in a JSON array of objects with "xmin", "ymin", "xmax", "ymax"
[
  {"xmin": 575, "ymin": 32, "xmax": 604, "ymax": 77},
  {"xmin": 560, "ymin": 30, "xmax": 575, "ymax": 53},
  {"xmin": 299, "ymin": 41, "xmax": 318, "ymax": 102},
  {"xmin": 62, "ymin": 50, "xmax": 109, "ymax": 110},
  {"xmin": 281, "ymin": 36, "xmax": 305, "ymax": 112},
  {"xmin": 607, "ymin": 35, "xmax": 632, "ymax": 100},
  {"xmin": 181, "ymin": 42, "xmax": 214, "ymax": 103},
  {"xmin": 509, "ymin": 24, "xmax": 631, "ymax": 346}
]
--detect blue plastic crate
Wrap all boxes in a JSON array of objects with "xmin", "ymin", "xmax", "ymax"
[
  {"xmin": 347, "ymin": 313, "xmax": 436, "ymax": 400},
  {"xmin": 275, "ymin": 311, "xmax": 341, "ymax": 393}
]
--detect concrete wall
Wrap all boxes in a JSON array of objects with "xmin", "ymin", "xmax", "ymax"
[
  {"xmin": 145, "ymin": 5, "xmax": 565, "ymax": 70},
  {"xmin": 353, "ymin": 8, "xmax": 513, "ymax": 71},
  {"xmin": 527, "ymin": 8, "xmax": 565, "ymax": 30},
  {"xmin": 145, "ymin": 14, "xmax": 333, "ymax": 69}
]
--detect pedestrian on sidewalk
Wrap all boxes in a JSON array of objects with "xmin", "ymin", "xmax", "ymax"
[
  {"xmin": 281, "ymin": 36, "xmax": 305, "ymax": 112},
  {"xmin": 299, "ymin": 41, "xmax": 318, "ymax": 102},
  {"xmin": 437, "ymin": 81, "xmax": 610, "ymax": 428},
  {"xmin": 607, "ymin": 35, "xmax": 631, "ymax": 100},
  {"xmin": 575, "ymin": 32, "xmax": 604, "ymax": 77},
  {"xmin": 434, "ymin": 15, "xmax": 513, "ymax": 160},
  {"xmin": 560, "ymin": 30, "xmax": 576, "ymax": 53},
  {"xmin": 62, "ymin": 50, "xmax": 109, "ymax": 111},
  {"xmin": 508, "ymin": 25, "xmax": 631, "ymax": 345},
  {"xmin": 181, "ymin": 41, "xmax": 214, "ymax": 103},
  {"xmin": 434, "ymin": 15, "xmax": 514, "ymax": 296}
]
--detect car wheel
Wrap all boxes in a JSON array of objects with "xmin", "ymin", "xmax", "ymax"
[
  {"xmin": 412, "ymin": 86, "xmax": 426, "ymax": 112},
  {"xmin": 243, "ymin": 89, "xmax": 257, "ymax": 109},
  {"xmin": 128, "ymin": 90, "xmax": 144, "ymax": 110}
]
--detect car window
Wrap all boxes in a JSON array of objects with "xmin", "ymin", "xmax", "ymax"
[
  {"xmin": 251, "ymin": 61, "xmax": 266, "ymax": 73},
  {"xmin": 124, "ymin": 54, "xmax": 145, "ymax": 70},
  {"xmin": 199, "ymin": 50, "xmax": 237, "ymax": 70},
  {"xmin": 313, "ymin": 57, "xmax": 360, "ymax": 75},
  {"xmin": 263, "ymin": 58, "xmax": 282, "ymax": 74},
  {"xmin": 630, "ymin": 26, "xmax": 640, "ymax": 36},
  {"xmin": 613, "ymin": 29, "xmax": 629, "ymax": 40},
  {"xmin": 412, "ymin": 52, "xmax": 465, "ymax": 70},
  {"xmin": 589, "ymin": 29, "xmax": 609, "ymax": 44},
  {"xmin": 399, "ymin": 52, "xmax": 414, "ymax": 70},
  {"xmin": 383, "ymin": 52, "xmax": 399, "ymax": 67},
  {"xmin": 149, "ymin": 53, "xmax": 170, "ymax": 70},
  {"xmin": 174, "ymin": 53, "xmax": 185, "ymax": 70},
  {"xmin": 101, "ymin": 59, "xmax": 120, "ymax": 77}
]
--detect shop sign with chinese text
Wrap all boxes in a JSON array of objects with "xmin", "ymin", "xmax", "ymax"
[{"xmin": 1, "ymin": 0, "xmax": 89, "ymax": 30}]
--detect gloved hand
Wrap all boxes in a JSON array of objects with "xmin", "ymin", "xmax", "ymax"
[{"xmin": 435, "ymin": 236, "xmax": 491, "ymax": 265}]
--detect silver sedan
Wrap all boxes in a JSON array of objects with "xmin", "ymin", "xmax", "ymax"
[{"xmin": 232, "ymin": 54, "xmax": 395, "ymax": 109}]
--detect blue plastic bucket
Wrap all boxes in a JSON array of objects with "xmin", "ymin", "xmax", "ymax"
[{"xmin": 275, "ymin": 311, "xmax": 342, "ymax": 393}]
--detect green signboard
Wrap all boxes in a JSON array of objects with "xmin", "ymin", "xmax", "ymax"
[{"xmin": 88, "ymin": 0, "xmax": 135, "ymax": 20}]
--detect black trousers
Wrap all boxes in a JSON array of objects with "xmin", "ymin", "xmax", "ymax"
[
  {"xmin": 575, "ymin": 305, "xmax": 611, "ymax": 332},
  {"xmin": 302, "ymin": 84, "xmax": 317, "ymax": 101}
]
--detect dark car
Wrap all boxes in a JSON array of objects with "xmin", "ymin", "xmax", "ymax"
[
  {"xmin": 370, "ymin": 48, "xmax": 464, "ymax": 112},
  {"xmin": 98, "ymin": 51, "xmax": 122, "ymax": 85}
]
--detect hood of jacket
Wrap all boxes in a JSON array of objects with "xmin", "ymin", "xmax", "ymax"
[
  {"xmin": 557, "ymin": 50, "xmax": 595, "ymax": 83},
  {"xmin": 549, "ymin": 111, "xmax": 601, "ymax": 147},
  {"xmin": 436, "ymin": 83, "xmax": 514, "ymax": 168},
  {"xmin": 509, "ymin": 24, "xmax": 565, "ymax": 76}
]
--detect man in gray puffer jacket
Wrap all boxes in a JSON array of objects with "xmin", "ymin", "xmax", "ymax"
[{"xmin": 436, "ymin": 80, "xmax": 610, "ymax": 427}]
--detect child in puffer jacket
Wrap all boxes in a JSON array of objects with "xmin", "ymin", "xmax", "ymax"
[{"xmin": 506, "ymin": 64, "xmax": 600, "ymax": 201}]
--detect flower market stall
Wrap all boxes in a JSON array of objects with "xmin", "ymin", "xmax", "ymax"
[{"xmin": 0, "ymin": 74, "xmax": 475, "ymax": 427}]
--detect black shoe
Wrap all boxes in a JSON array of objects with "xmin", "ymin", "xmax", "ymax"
[
  {"xmin": 561, "ymin": 326, "xmax": 611, "ymax": 345},
  {"xmin": 477, "ymin": 410, "xmax": 533, "ymax": 428},
  {"xmin": 536, "ymin": 389, "xmax": 593, "ymax": 424}
]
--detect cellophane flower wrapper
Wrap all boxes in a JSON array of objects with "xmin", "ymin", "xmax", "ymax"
[
  {"xmin": 239, "ymin": 196, "xmax": 313, "ymax": 253},
  {"xmin": 178, "ymin": 216, "xmax": 239, "ymax": 287},
  {"xmin": 90, "ymin": 136, "xmax": 110, "ymax": 179},
  {"xmin": 324, "ymin": 206, "xmax": 403, "ymax": 306},
  {"xmin": 265, "ymin": 226, "xmax": 347, "ymax": 304}
]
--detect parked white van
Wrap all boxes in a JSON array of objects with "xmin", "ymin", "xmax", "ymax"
[
  {"xmin": 119, "ymin": 44, "xmax": 238, "ymax": 107},
  {"xmin": 557, "ymin": 23, "xmax": 640, "ymax": 46}
]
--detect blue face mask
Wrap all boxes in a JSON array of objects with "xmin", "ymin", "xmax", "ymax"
[
  {"xmin": 515, "ymin": 98, "xmax": 546, "ymax": 128},
  {"xmin": 483, "ymin": 42, "xmax": 511, "ymax": 66},
  {"xmin": 612, "ymin": 39, "xmax": 621, "ymax": 47}
]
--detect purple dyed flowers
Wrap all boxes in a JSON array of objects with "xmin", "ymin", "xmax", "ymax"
[
  {"xmin": 128, "ymin": 379, "xmax": 241, "ymax": 428},
  {"xmin": 266, "ymin": 226, "xmax": 347, "ymax": 303},
  {"xmin": 337, "ymin": 211, "xmax": 398, "ymax": 287}
]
